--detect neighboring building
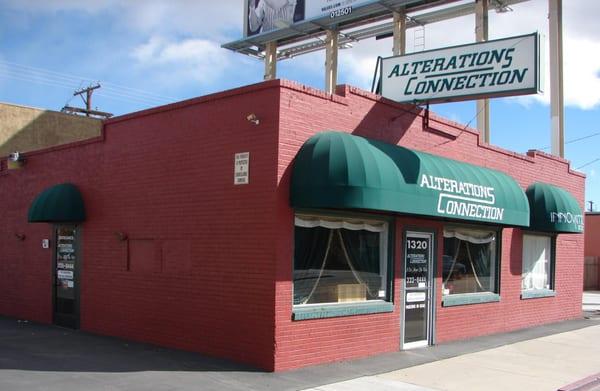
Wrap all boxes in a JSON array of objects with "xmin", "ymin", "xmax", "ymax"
[
  {"xmin": 0, "ymin": 80, "xmax": 584, "ymax": 371},
  {"xmin": 0, "ymin": 102, "xmax": 102, "ymax": 155},
  {"xmin": 584, "ymin": 212, "xmax": 600, "ymax": 290}
]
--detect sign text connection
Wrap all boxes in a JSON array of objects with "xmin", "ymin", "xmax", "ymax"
[
  {"xmin": 420, "ymin": 174, "xmax": 504, "ymax": 222},
  {"xmin": 381, "ymin": 33, "xmax": 542, "ymax": 103}
]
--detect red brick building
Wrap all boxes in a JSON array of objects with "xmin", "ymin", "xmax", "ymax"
[
  {"xmin": 0, "ymin": 80, "xmax": 584, "ymax": 371},
  {"xmin": 584, "ymin": 213, "xmax": 600, "ymax": 290}
]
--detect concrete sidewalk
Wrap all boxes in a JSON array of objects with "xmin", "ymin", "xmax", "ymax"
[
  {"xmin": 305, "ymin": 324, "xmax": 600, "ymax": 391},
  {"xmin": 0, "ymin": 293, "xmax": 599, "ymax": 391},
  {"xmin": 306, "ymin": 291, "xmax": 600, "ymax": 391}
]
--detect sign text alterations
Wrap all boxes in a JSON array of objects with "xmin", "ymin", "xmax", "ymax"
[
  {"xmin": 420, "ymin": 174, "xmax": 504, "ymax": 222},
  {"xmin": 381, "ymin": 33, "xmax": 541, "ymax": 104}
]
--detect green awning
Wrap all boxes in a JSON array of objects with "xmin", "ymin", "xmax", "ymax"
[
  {"xmin": 28, "ymin": 183, "xmax": 86, "ymax": 223},
  {"xmin": 291, "ymin": 131, "xmax": 530, "ymax": 227},
  {"xmin": 526, "ymin": 182, "xmax": 583, "ymax": 233}
]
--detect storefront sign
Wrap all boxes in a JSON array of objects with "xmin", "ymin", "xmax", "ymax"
[
  {"xmin": 405, "ymin": 236, "xmax": 429, "ymax": 289},
  {"xmin": 550, "ymin": 211, "xmax": 583, "ymax": 231},
  {"xmin": 381, "ymin": 33, "xmax": 542, "ymax": 103},
  {"xmin": 420, "ymin": 174, "xmax": 504, "ymax": 223},
  {"xmin": 234, "ymin": 152, "xmax": 250, "ymax": 185}
]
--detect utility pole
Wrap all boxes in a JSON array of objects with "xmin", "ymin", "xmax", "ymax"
[
  {"xmin": 589, "ymin": 201, "xmax": 594, "ymax": 212},
  {"xmin": 75, "ymin": 84, "xmax": 100, "ymax": 117},
  {"xmin": 62, "ymin": 83, "xmax": 112, "ymax": 119}
]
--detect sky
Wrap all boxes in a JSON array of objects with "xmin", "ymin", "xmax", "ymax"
[{"xmin": 1, "ymin": 0, "xmax": 600, "ymax": 208}]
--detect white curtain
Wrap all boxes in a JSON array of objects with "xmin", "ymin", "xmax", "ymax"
[
  {"xmin": 295, "ymin": 215, "xmax": 387, "ymax": 232},
  {"xmin": 522, "ymin": 235, "xmax": 551, "ymax": 290},
  {"xmin": 443, "ymin": 228, "xmax": 496, "ymax": 244}
]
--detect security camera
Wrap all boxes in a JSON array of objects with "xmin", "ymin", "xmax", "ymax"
[
  {"xmin": 8, "ymin": 152, "xmax": 22, "ymax": 162},
  {"xmin": 246, "ymin": 113, "xmax": 260, "ymax": 125}
]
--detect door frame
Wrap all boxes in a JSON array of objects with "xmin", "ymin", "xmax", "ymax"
[
  {"xmin": 52, "ymin": 224, "xmax": 82, "ymax": 329},
  {"xmin": 401, "ymin": 228, "xmax": 436, "ymax": 350}
]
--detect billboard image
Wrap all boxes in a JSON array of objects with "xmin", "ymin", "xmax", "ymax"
[{"xmin": 244, "ymin": 0, "xmax": 379, "ymax": 37}]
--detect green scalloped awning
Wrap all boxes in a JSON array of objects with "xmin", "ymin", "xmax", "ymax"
[
  {"xmin": 28, "ymin": 183, "xmax": 86, "ymax": 223},
  {"xmin": 291, "ymin": 131, "xmax": 530, "ymax": 227},
  {"xmin": 526, "ymin": 182, "xmax": 583, "ymax": 233}
]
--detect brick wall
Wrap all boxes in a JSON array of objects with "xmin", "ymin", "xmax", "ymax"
[
  {"xmin": 0, "ymin": 82, "xmax": 282, "ymax": 370},
  {"xmin": 274, "ymin": 81, "xmax": 585, "ymax": 370},
  {"xmin": 0, "ymin": 80, "xmax": 585, "ymax": 372}
]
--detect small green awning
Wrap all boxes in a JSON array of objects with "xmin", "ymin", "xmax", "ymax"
[
  {"xmin": 526, "ymin": 182, "xmax": 583, "ymax": 233},
  {"xmin": 28, "ymin": 183, "xmax": 86, "ymax": 223},
  {"xmin": 291, "ymin": 131, "xmax": 530, "ymax": 227}
]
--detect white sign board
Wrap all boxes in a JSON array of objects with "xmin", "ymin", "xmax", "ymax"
[
  {"xmin": 381, "ymin": 33, "xmax": 543, "ymax": 104},
  {"xmin": 244, "ymin": 0, "xmax": 391, "ymax": 37},
  {"xmin": 234, "ymin": 152, "xmax": 250, "ymax": 185}
]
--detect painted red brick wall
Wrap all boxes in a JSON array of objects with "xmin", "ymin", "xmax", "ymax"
[
  {"xmin": 0, "ymin": 80, "xmax": 585, "ymax": 372},
  {"xmin": 0, "ymin": 82, "xmax": 283, "ymax": 370},
  {"xmin": 585, "ymin": 214, "xmax": 600, "ymax": 257},
  {"xmin": 274, "ymin": 81, "xmax": 585, "ymax": 370}
]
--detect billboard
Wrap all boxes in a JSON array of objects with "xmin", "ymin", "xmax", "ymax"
[
  {"xmin": 244, "ymin": 0, "xmax": 381, "ymax": 37},
  {"xmin": 380, "ymin": 33, "xmax": 543, "ymax": 104}
]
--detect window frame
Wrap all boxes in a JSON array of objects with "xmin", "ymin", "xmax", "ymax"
[
  {"xmin": 291, "ymin": 210, "xmax": 395, "ymax": 320},
  {"xmin": 520, "ymin": 232, "xmax": 556, "ymax": 300},
  {"xmin": 441, "ymin": 223, "xmax": 502, "ymax": 307}
]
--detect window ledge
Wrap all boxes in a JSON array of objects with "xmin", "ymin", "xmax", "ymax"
[
  {"xmin": 293, "ymin": 301, "xmax": 394, "ymax": 320},
  {"xmin": 521, "ymin": 289, "xmax": 556, "ymax": 300},
  {"xmin": 442, "ymin": 293, "xmax": 500, "ymax": 307}
]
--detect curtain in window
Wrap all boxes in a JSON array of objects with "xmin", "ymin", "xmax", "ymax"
[
  {"xmin": 444, "ymin": 228, "xmax": 496, "ymax": 291},
  {"xmin": 293, "ymin": 227, "xmax": 332, "ymax": 304},
  {"xmin": 338, "ymin": 229, "xmax": 381, "ymax": 298},
  {"xmin": 294, "ymin": 215, "xmax": 387, "ymax": 304},
  {"xmin": 522, "ymin": 235, "xmax": 551, "ymax": 290}
]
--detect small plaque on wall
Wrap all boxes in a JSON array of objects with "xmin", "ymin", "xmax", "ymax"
[{"xmin": 234, "ymin": 152, "xmax": 250, "ymax": 185}]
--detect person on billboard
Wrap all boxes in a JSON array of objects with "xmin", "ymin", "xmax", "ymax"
[{"xmin": 247, "ymin": 0, "xmax": 304, "ymax": 36}]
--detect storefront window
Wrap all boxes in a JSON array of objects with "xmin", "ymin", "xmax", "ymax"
[
  {"xmin": 293, "ymin": 215, "xmax": 389, "ymax": 306},
  {"xmin": 442, "ymin": 227, "xmax": 498, "ymax": 296},
  {"xmin": 522, "ymin": 234, "xmax": 553, "ymax": 291}
]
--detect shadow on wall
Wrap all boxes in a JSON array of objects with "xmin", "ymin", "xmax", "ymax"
[{"xmin": 0, "ymin": 103, "xmax": 102, "ymax": 156}]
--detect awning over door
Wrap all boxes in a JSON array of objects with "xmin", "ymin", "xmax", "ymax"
[
  {"xmin": 291, "ymin": 131, "xmax": 530, "ymax": 227},
  {"xmin": 28, "ymin": 183, "xmax": 86, "ymax": 223},
  {"xmin": 526, "ymin": 182, "xmax": 583, "ymax": 233}
]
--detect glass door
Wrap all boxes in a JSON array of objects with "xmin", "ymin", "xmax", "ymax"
[
  {"xmin": 402, "ymin": 231, "xmax": 434, "ymax": 349},
  {"xmin": 53, "ymin": 225, "xmax": 80, "ymax": 329}
]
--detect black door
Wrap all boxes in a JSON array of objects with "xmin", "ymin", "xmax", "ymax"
[{"xmin": 53, "ymin": 225, "xmax": 80, "ymax": 329}]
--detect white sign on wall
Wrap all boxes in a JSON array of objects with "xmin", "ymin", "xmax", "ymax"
[
  {"xmin": 234, "ymin": 152, "xmax": 250, "ymax": 185},
  {"xmin": 381, "ymin": 33, "xmax": 543, "ymax": 104}
]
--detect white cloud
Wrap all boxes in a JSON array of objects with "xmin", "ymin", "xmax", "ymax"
[
  {"xmin": 132, "ymin": 36, "xmax": 233, "ymax": 86},
  {"xmin": 336, "ymin": 0, "xmax": 600, "ymax": 110}
]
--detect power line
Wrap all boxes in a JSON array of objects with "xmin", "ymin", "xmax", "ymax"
[
  {"xmin": 576, "ymin": 158, "xmax": 600, "ymax": 170},
  {"xmin": 539, "ymin": 131, "xmax": 600, "ymax": 151},
  {"xmin": 0, "ymin": 59, "xmax": 180, "ymax": 106}
]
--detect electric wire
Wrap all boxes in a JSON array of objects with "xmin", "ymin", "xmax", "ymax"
[{"xmin": 0, "ymin": 60, "xmax": 180, "ymax": 106}]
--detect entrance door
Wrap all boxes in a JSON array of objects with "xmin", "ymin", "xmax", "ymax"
[
  {"xmin": 402, "ymin": 231, "xmax": 434, "ymax": 349},
  {"xmin": 53, "ymin": 225, "xmax": 80, "ymax": 329}
]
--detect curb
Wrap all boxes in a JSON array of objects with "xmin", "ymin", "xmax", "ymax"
[{"xmin": 558, "ymin": 373, "xmax": 600, "ymax": 391}]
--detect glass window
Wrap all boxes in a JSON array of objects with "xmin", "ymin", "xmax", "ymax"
[
  {"xmin": 442, "ymin": 227, "xmax": 498, "ymax": 296},
  {"xmin": 522, "ymin": 234, "xmax": 553, "ymax": 291},
  {"xmin": 293, "ymin": 215, "xmax": 390, "ymax": 306}
]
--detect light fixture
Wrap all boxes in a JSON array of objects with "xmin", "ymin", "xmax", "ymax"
[
  {"xmin": 246, "ymin": 113, "xmax": 260, "ymax": 125},
  {"xmin": 7, "ymin": 151, "xmax": 25, "ymax": 170}
]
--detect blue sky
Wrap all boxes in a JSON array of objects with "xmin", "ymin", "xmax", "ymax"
[{"xmin": 1, "ymin": 0, "xmax": 599, "ymax": 208}]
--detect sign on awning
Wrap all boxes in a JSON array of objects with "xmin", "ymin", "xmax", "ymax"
[{"xmin": 381, "ymin": 33, "xmax": 543, "ymax": 104}]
